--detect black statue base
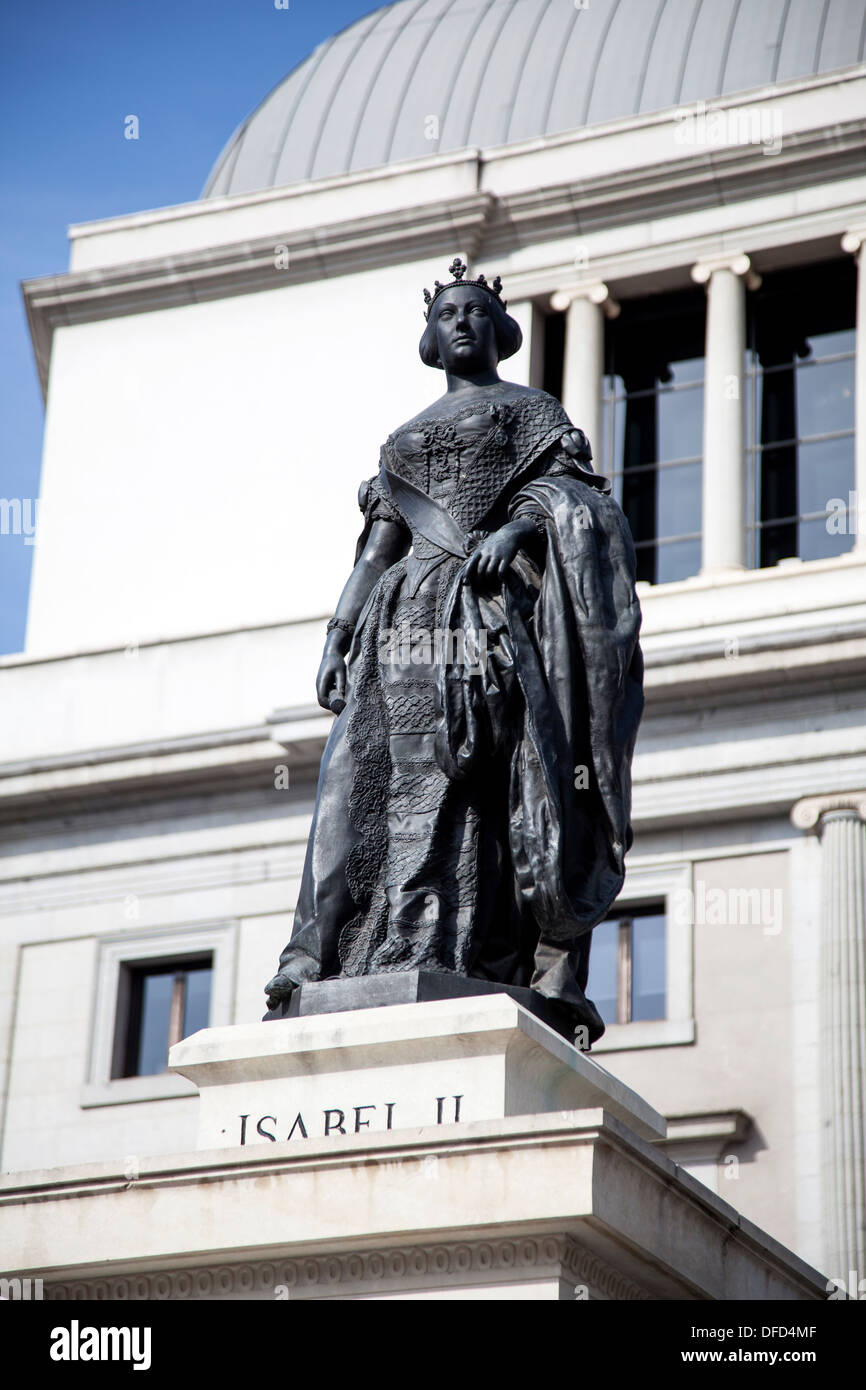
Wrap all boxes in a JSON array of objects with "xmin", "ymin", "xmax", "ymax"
[{"xmin": 262, "ymin": 971, "xmax": 583, "ymax": 1046}]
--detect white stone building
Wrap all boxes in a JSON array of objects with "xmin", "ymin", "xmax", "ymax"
[{"xmin": 3, "ymin": 0, "xmax": 866, "ymax": 1291}]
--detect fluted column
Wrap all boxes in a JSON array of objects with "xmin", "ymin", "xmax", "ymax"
[
  {"xmin": 550, "ymin": 283, "xmax": 620, "ymax": 462},
  {"xmin": 792, "ymin": 792, "xmax": 866, "ymax": 1278},
  {"xmin": 841, "ymin": 230, "xmax": 866, "ymax": 550},
  {"xmin": 691, "ymin": 253, "xmax": 760, "ymax": 574}
]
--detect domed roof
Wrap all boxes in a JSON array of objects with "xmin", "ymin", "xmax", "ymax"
[{"xmin": 204, "ymin": 0, "xmax": 866, "ymax": 198}]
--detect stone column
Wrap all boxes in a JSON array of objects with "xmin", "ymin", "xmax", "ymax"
[
  {"xmin": 550, "ymin": 283, "xmax": 620, "ymax": 463},
  {"xmin": 501, "ymin": 300, "xmax": 545, "ymax": 390},
  {"xmin": 841, "ymin": 230, "xmax": 866, "ymax": 550},
  {"xmin": 791, "ymin": 792, "xmax": 866, "ymax": 1280},
  {"xmin": 691, "ymin": 254, "xmax": 760, "ymax": 575}
]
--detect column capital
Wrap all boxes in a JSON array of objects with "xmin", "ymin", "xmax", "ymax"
[
  {"xmin": 691, "ymin": 252, "xmax": 761, "ymax": 291},
  {"xmin": 550, "ymin": 282, "xmax": 621, "ymax": 319},
  {"xmin": 841, "ymin": 228, "xmax": 866, "ymax": 256},
  {"xmin": 790, "ymin": 791, "xmax": 866, "ymax": 832}
]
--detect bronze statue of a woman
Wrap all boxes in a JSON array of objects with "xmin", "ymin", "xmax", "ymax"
[{"xmin": 264, "ymin": 259, "xmax": 644, "ymax": 1044}]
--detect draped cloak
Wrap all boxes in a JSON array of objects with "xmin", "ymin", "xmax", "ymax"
[
  {"xmin": 437, "ymin": 471, "xmax": 644, "ymax": 945},
  {"xmin": 269, "ymin": 385, "xmax": 644, "ymax": 1042}
]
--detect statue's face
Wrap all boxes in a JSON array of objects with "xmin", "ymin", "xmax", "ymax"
[{"xmin": 433, "ymin": 285, "xmax": 499, "ymax": 373}]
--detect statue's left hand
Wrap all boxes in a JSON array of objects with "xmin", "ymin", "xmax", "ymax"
[{"xmin": 466, "ymin": 524, "xmax": 524, "ymax": 587}]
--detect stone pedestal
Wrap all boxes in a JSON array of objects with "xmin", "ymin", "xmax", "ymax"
[
  {"xmin": 0, "ymin": 998, "xmax": 828, "ymax": 1301},
  {"xmin": 169, "ymin": 995, "xmax": 665, "ymax": 1150}
]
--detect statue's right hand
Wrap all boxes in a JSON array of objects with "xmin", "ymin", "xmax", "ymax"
[
  {"xmin": 264, "ymin": 971, "xmax": 297, "ymax": 1012},
  {"xmin": 316, "ymin": 650, "xmax": 347, "ymax": 714}
]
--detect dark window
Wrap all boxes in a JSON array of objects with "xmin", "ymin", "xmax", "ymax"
[
  {"xmin": 542, "ymin": 309, "xmax": 566, "ymax": 400},
  {"xmin": 745, "ymin": 258, "xmax": 856, "ymax": 568},
  {"xmin": 601, "ymin": 289, "xmax": 705, "ymax": 585},
  {"xmin": 587, "ymin": 904, "xmax": 666, "ymax": 1026},
  {"xmin": 112, "ymin": 956, "xmax": 212, "ymax": 1078}
]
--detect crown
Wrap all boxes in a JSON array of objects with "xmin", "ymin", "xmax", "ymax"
[{"xmin": 422, "ymin": 257, "xmax": 507, "ymax": 320}]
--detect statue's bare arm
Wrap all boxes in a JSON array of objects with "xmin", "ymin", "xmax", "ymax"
[{"xmin": 317, "ymin": 519, "xmax": 409, "ymax": 712}]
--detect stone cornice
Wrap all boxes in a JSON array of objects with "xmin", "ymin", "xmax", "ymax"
[
  {"xmin": 1, "ymin": 614, "xmax": 866, "ymax": 823},
  {"xmin": 660, "ymin": 1111, "xmax": 752, "ymax": 1161},
  {"xmin": 70, "ymin": 149, "xmax": 485, "ymax": 240},
  {"xmin": 633, "ymin": 759, "xmax": 866, "ymax": 835},
  {"xmin": 23, "ymin": 193, "xmax": 496, "ymax": 398},
  {"xmin": 646, "ymin": 621, "xmax": 866, "ymax": 668},
  {"xmin": 23, "ymin": 112, "xmax": 866, "ymax": 398},
  {"xmin": 0, "ymin": 717, "xmax": 326, "ymax": 823},
  {"xmin": 482, "ymin": 116, "xmax": 866, "ymax": 261}
]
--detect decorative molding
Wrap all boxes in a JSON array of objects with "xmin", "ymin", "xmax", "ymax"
[
  {"xmin": 44, "ymin": 1235, "xmax": 650, "ymax": 1301},
  {"xmin": 791, "ymin": 792, "xmax": 866, "ymax": 832},
  {"xmin": 549, "ymin": 282, "xmax": 620, "ymax": 318},
  {"xmin": 841, "ymin": 229, "xmax": 866, "ymax": 256},
  {"xmin": 691, "ymin": 252, "xmax": 761, "ymax": 290},
  {"xmin": 561, "ymin": 1244, "xmax": 651, "ymax": 1302},
  {"xmin": 661, "ymin": 1110, "xmax": 752, "ymax": 1156}
]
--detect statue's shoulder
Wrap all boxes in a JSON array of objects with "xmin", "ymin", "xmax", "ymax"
[
  {"xmin": 498, "ymin": 382, "xmax": 568, "ymax": 412},
  {"xmin": 497, "ymin": 384, "xmax": 572, "ymax": 434}
]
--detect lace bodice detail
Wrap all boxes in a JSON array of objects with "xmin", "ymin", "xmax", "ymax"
[{"xmin": 375, "ymin": 388, "xmax": 573, "ymax": 536}]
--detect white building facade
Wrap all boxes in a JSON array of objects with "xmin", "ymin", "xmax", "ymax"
[{"xmin": 4, "ymin": 0, "xmax": 866, "ymax": 1287}]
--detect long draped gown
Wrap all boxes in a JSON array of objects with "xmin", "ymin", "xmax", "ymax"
[{"xmin": 269, "ymin": 382, "xmax": 644, "ymax": 1042}]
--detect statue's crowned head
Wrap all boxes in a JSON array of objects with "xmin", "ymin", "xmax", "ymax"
[{"xmin": 419, "ymin": 257, "xmax": 523, "ymax": 371}]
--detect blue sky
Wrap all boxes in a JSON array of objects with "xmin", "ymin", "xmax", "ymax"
[{"xmin": 0, "ymin": 0, "xmax": 382, "ymax": 654}]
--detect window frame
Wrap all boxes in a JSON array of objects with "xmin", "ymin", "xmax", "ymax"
[
  {"xmin": 113, "ymin": 954, "xmax": 215, "ymax": 1081},
  {"xmin": 590, "ymin": 862, "xmax": 694, "ymax": 1054},
  {"xmin": 743, "ymin": 258, "xmax": 857, "ymax": 570},
  {"xmin": 591, "ymin": 903, "xmax": 668, "ymax": 1027},
  {"xmin": 600, "ymin": 287, "xmax": 707, "ymax": 586},
  {"xmin": 83, "ymin": 922, "xmax": 237, "ymax": 1108}
]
